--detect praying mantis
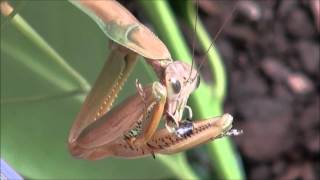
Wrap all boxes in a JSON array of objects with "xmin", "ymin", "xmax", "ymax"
[{"xmin": 68, "ymin": 0, "xmax": 241, "ymax": 160}]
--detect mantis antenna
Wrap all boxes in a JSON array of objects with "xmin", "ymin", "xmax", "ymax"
[
  {"xmin": 197, "ymin": 1, "xmax": 239, "ymax": 73},
  {"xmin": 187, "ymin": 0, "xmax": 199, "ymax": 82}
]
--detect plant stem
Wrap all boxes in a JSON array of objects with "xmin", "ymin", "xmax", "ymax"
[{"xmin": 1, "ymin": 1, "xmax": 90, "ymax": 92}]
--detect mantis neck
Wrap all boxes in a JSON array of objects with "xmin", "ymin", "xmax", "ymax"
[{"xmin": 146, "ymin": 58, "xmax": 172, "ymax": 81}]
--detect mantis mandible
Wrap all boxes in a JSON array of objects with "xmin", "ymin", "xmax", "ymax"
[{"xmin": 68, "ymin": 0, "xmax": 241, "ymax": 160}]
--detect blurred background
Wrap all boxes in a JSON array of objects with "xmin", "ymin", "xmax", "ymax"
[
  {"xmin": 127, "ymin": 0, "xmax": 319, "ymax": 179},
  {"xmin": 1, "ymin": 0, "xmax": 319, "ymax": 179},
  {"xmin": 204, "ymin": 0, "xmax": 320, "ymax": 179},
  {"xmin": 204, "ymin": 0, "xmax": 319, "ymax": 179},
  {"xmin": 192, "ymin": 0, "xmax": 319, "ymax": 179}
]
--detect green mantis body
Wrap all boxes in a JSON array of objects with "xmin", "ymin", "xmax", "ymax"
[{"xmin": 68, "ymin": 0, "xmax": 239, "ymax": 160}]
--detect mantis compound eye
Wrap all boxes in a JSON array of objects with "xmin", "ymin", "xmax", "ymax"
[{"xmin": 169, "ymin": 78, "xmax": 181, "ymax": 94}]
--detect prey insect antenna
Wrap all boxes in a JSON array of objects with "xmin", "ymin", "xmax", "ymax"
[
  {"xmin": 197, "ymin": 1, "xmax": 238, "ymax": 73},
  {"xmin": 187, "ymin": 0, "xmax": 199, "ymax": 82}
]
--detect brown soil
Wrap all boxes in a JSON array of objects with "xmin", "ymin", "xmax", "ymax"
[{"xmin": 203, "ymin": 1, "xmax": 319, "ymax": 179}]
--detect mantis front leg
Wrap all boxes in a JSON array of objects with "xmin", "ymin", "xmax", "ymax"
[
  {"xmin": 79, "ymin": 114, "xmax": 235, "ymax": 160},
  {"xmin": 68, "ymin": 43, "xmax": 168, "ymax": 158},
  {"xmin": 70, "ymin": 81, "xmax": 167, "ymax": 159},
  {"xmin": 68, "ymin": 43, "xmax": 137, "ymax": 146},
  {"xmin": 126, "ymin": 80, "xmax": 167, "ymax": 147}
]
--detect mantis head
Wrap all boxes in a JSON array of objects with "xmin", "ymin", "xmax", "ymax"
[{"xmin": 163, "ymin": 61, "xmax": 200, "ymax": 130}]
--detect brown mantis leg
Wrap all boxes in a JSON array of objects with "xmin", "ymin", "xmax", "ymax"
[
  {"xmin": 126, "ymin": 80, "xmax": 167, "ymax": 148},
  {"xmin": 123, "ymin": 79, "xmax": 166, "ymax": 159},
  {"xmin": 69, "ymin": 43, "xmax": 138, "ymax": 146},
  {"xmin": 82, "ymin": 114, "xmax": 236, "ymax": 160},
  {"xmin": 70, "ymin": 81, "xmax": 167, "ymax": 159},
  {"xmin": 69, "ymin": 39, "xmax": 169, "ymax": 159}
]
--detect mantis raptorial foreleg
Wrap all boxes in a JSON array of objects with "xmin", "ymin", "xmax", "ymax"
[
  {"xmin": 124, "ymin": 80, "xmax": 167, "ymax": 148},
  {"xmin": 69, "ymin": 42, "xmax": 169, "ymax": 157},
  {"xmin": 75, "ymin": 114, "xmax": 234, "ymax": 160},
  {"xmin": 70, "ymin": 79, "xmax": 167, "ymax": 159},
  {"xmin": 68, "ymin": 43, "xmax": 137, "ymax": 147}
]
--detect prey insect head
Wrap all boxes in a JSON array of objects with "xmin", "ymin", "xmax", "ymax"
[
  {"xmin": 175, "ymin": 120, "xmax": 193, "ymax": 138},
  {"xmin": 164, "ymin": 61, "xmax": 200, "ymax": 130}
]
